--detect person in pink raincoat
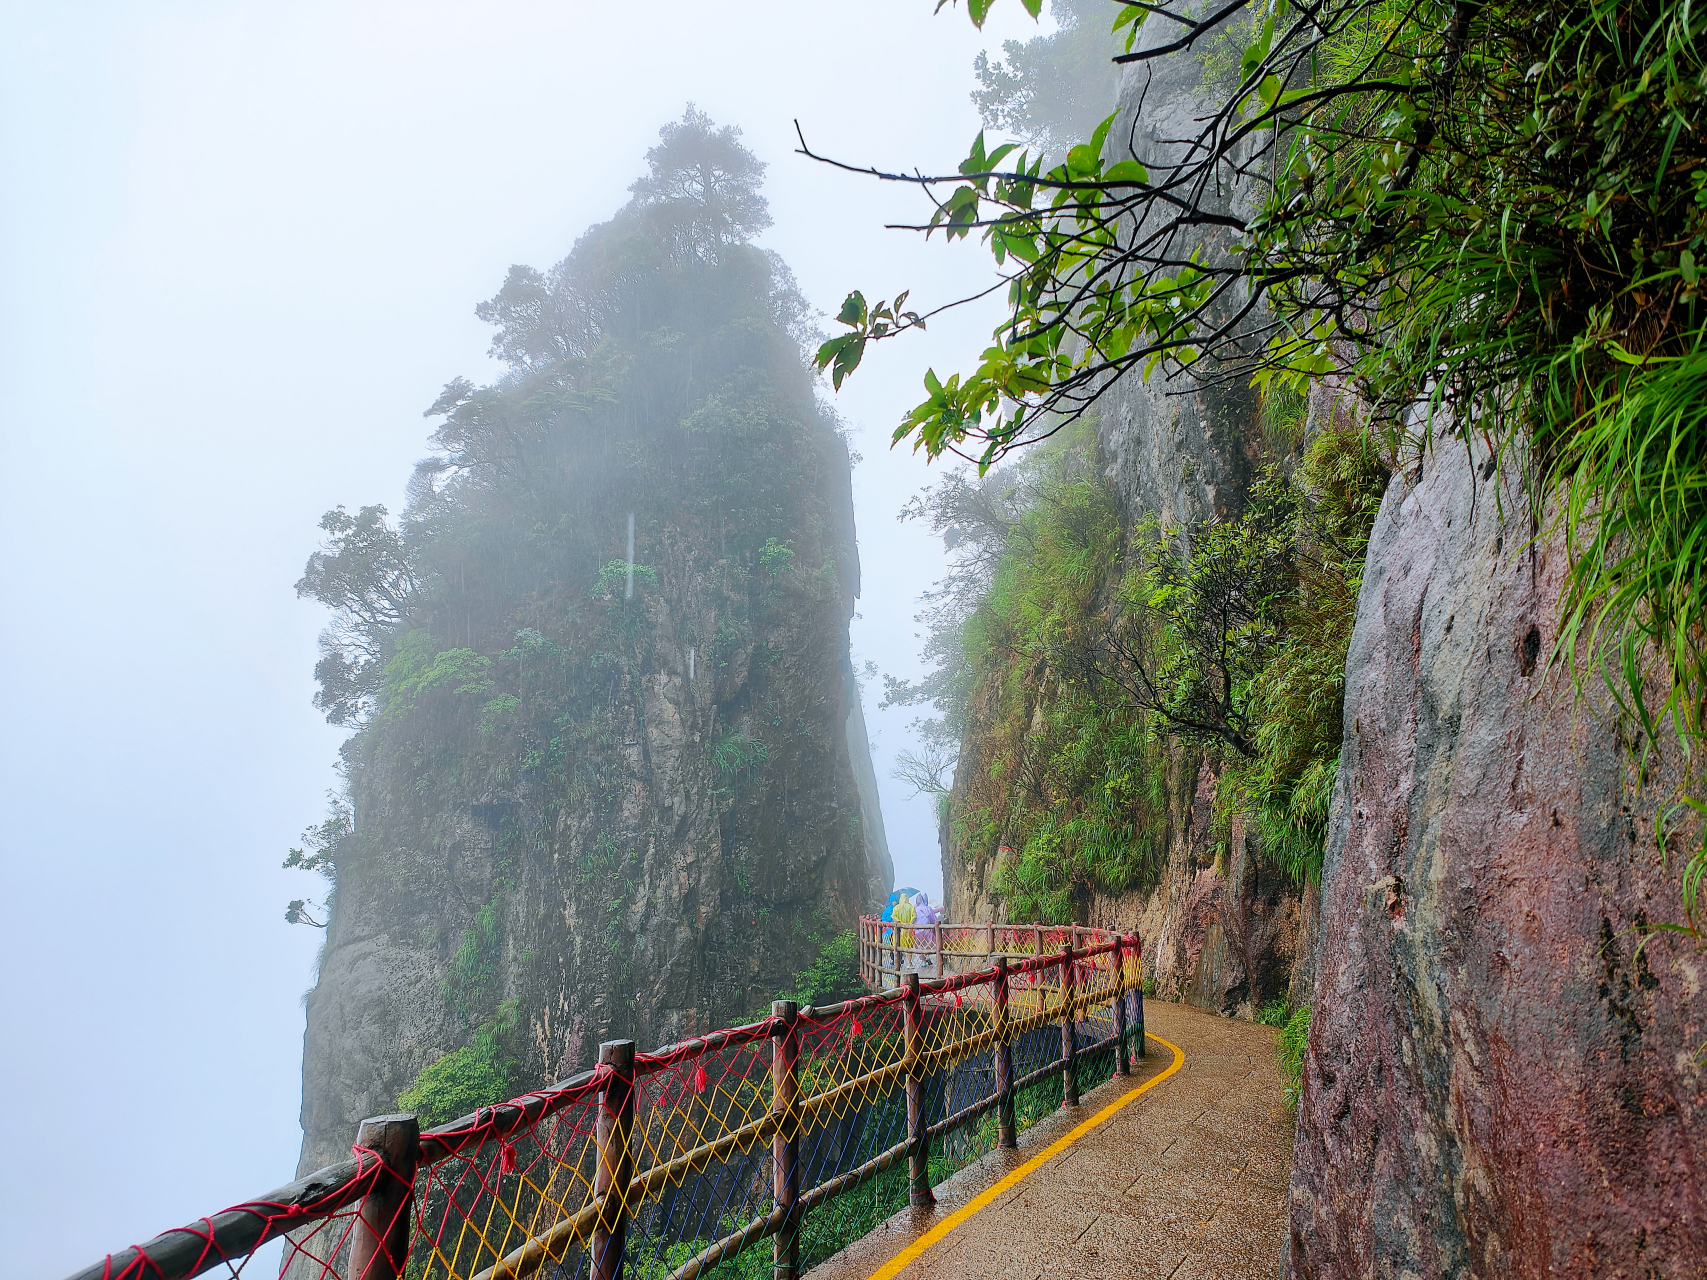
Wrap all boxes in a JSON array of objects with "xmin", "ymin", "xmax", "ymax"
[{"xmin": 913, "ymin": 891, "xmax": 939, "ymax": 966}]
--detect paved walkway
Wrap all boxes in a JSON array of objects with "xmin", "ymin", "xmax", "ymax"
[{"xmin": 804, "ymin": 1001, "xmax": 1294, "ymax": 1280}]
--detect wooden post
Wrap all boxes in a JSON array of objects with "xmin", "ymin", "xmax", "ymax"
[
  {"xmin": 1128, "ymin": 933, "xmax": 1146, "ymax": 1059},
  {"xmin": 1112, "ymin": 935, "xmax": 1131, "ymax": 1077},
  {"xmin": 1058, "ymin": 943, "xmax": 1079, "ymax": 1108},
  {"xmin": 993, "ymin": 956, "xmax": 1016, "ymax": 1149},
  {"xmin": 772, "ymin": 1000, "xmax": 801, "ymax": 1280},
  {"xmin": 1032, "ymin": 923, "xmax": 1043, "ymax": 964},
  {"xmin": 592, "ymin": 1040, "xmax": 636, "ymax": 1280},
  {"xmin": 984, "ymin": 923, "xmax": 995, "ymax": 964},
  {"xmin": 933, "ymin": 927, "xmax": 945, "ymax": 978},
  {"xmin": 902, "ymin": 972, "xmax": 935, "ymax": 1206},
  {"xmin": 350, "ymin": 1114, "xmax": 418, "ymax": 1280}
]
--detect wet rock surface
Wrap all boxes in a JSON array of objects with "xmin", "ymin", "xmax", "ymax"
[{"xmin": 1288, "ymin": 440, "xmax": 1707, "ymax": 1276}]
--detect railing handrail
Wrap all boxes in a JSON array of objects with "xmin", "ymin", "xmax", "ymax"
[{"xmin": 69, "ymin": 926, "xmax": 1144, "ymax": 1280}]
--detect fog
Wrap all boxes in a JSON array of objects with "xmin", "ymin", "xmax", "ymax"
[{"xmin": 0, "ymin": 2, "xmax": 1052, "ymax": 1275}]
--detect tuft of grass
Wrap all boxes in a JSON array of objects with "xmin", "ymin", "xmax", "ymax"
[
  {"xmin": 1256, "ymin": 997, "xmax": 1290, "ymax": 1028},
  {"xmin": 1553, "ymin": 346, "xmax": 1707, "ymax": 939},
  {"xmin": 709, "ymin": 730, "xmax": 768, "ymax": 787},
  {"xmin": 1277, "ymin": 1005, "xmax": 1310, "ymax": 1109}
]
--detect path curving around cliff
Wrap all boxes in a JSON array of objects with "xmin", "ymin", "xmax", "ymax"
[{"xmin": 805, "ymin": 1001, "xmax": 1293, "ymax": 1280}]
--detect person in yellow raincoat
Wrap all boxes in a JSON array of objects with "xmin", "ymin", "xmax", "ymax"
[{"xmin": 892, "ymin": 891, "xmax": 916, "ymax": 960}]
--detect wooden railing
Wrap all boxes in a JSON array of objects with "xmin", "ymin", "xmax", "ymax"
[
  {"xmin": 68, "ymin": 928, "xmax": 1144, "ymax": 1280},
  {"xmin": 858, "ymin": 917, "xmax": 1127, "ymax": 991}
]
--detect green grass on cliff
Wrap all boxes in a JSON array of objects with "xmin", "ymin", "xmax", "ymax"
[
  {"xmin": 920, "ymin": 426, "xmax": 1173, "ymax": 922},
  {"xmin": 397, "ymin": 1001, "xmax": 518, "ymax": 1126},
  {"xmin": 1278, "ymin": 1005, "xmax": 1310, "ymax": 1110}
]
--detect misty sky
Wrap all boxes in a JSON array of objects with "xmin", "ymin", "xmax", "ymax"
[{"xmin": 0, "ymin": 2, "xmax": 1058, "ymax": 1275}]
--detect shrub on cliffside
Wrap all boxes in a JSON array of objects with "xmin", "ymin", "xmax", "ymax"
[
  {"xmin": 398, "ymin": 1005, "xmax": 516, "ymax": 1126},
  {"xmin": 897, "ymin": 409, "xmax": 1384, "ymax": 910}
]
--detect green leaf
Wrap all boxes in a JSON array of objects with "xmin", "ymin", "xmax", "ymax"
[
  {"xmin": 1103, "ymin": 159, "xmax": 1150, "ymax": 184},
  {"xmin": 1240, "ymin": 16, "xmax": 1274, "ymax": 78},
  {"xmin": 1089, "ymin": 110, "xmax": 1118, "ymax": 159},
  {"xmin": 960, "ymin": 130, "xmax": 988, "ymax": 177},
  {"xmin": 831, "ymin": 336, "xmax": 867, "ymax": 390},
  {"xmin": 813, "ymin": 332, "xmax": 854, "ymax": 374},
  {"xmin": 836, "ymin": 291, "xmax": 867, "ymax": 327}
]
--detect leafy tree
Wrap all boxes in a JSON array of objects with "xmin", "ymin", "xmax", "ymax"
[
  {"xmin": 282, "ymin": 791, "xmax": 350, "ymax": 927},
  {"xmin": 1083, "ymin": 489, "xmax": 1298, "ymax": 759},
  {"xmin": 297, "ymin": 505, "xmax": 418, "ymax": 726},
  {"xmin": 878, "ymin": 459, "xmax": 1038, "ymax": 758},
  {"xmin": 629, "ymin": 104, "xmax": 773, "ymax": 254},
  {"xmin": 890, "ymin": 741, "xmax": 956, "ymax": 797}
]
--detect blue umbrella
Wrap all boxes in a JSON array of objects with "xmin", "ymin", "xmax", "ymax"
[{"xmin": 882, "ymin": 887, "xmax": 919, "ymax": 921}]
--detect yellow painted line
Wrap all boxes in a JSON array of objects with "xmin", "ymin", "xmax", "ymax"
[{"xmin": 865, "ymin": 1035, "xmax": 1186, "ymax": 1280}]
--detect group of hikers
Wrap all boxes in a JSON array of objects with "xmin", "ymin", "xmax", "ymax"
[{"xmin": 880, "ymin": 886, "xmax": 940, "ymax": 969}]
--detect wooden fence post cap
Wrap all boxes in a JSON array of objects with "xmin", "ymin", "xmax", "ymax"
[
  {"xmin": 772, "ymin": 999, "xmax": 799, "ymax": 1020},
  {"xmin": 599, "ymin": 1039, "xmax": 636, "ymax": 1067},
  {"xmin": 358, "ymin": 1113, "xmax": 419, "ymax": 1130},
  {"xmin": 355, "ymin": 1114, "xmax": 419, "ymax": 1170},
  {"xmin": 355, "ymin": 1114, "xmax": 417, "ymax": 1140},
  {"xmin": 902, "ymin": 970, "xmax": 920, "ymax": 992}
]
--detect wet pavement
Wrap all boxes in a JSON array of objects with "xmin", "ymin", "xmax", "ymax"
[{"xmin": 802, "ymin": 1001, "xmax": 1293, "ymax": 1280}]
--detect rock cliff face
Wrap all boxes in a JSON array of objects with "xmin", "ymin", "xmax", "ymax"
[
  {"xmin": 1287, "ymin": 439, "xmax": 1707, "ymax": 1275},
  {"xmin": 293, "ymin": 154, "xmax": 892, "ymax": 1175},
  {"xmin": 945, "ymin": 22, "xmax": 1706, "ymax": 1275}
]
